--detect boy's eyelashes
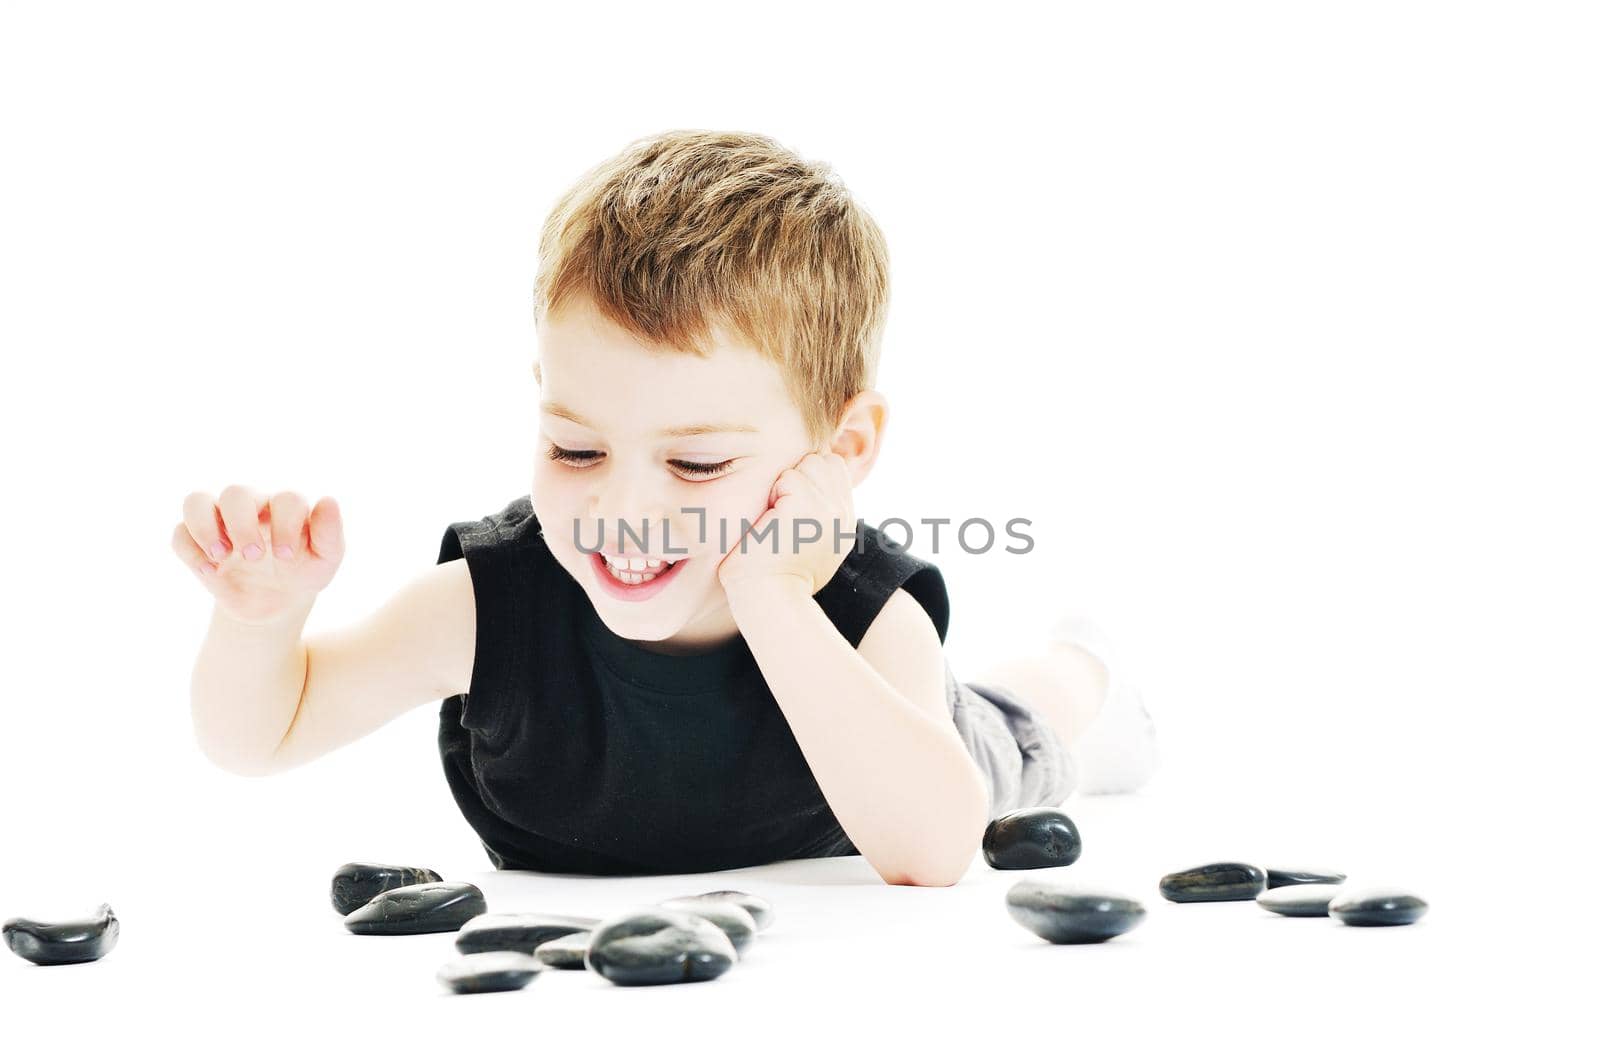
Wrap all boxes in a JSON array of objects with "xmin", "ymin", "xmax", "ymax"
[{"xmin": 544, "ymin": 441, "xmax": 735, "ymax": 481}]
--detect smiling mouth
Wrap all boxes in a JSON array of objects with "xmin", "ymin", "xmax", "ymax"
[
  {"xmin": 599, "ymin": 552, "xmax": 680, "ymax": 584},
  {"xmin": 589, "ymin": 549, "xmax": 689, "ymax": 599}
]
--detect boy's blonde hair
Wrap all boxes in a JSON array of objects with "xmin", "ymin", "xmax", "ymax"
[{"xmin": 534, "ymin": 129, "xmax": 890, "ymax": 446}]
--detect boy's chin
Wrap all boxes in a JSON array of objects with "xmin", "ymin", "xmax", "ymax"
[{"xmin": 591, "ymin": 606, "xmax": 691, "ymax": 644}]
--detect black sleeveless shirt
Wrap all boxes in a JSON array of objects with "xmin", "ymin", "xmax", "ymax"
[{"xmin": 435, "ymin": 494, "xmax": 951, "ymax": 876}]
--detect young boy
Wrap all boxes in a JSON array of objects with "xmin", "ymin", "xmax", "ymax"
[{"xmin": 174, "ymin": 130, "xmax": 1158, "ymax": 887}]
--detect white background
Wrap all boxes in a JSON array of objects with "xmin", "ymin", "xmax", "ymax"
[{"xmin": 1, "ymin": 1, "xmax": 1592, "ymax": 1056}]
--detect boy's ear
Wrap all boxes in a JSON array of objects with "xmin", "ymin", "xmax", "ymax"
[{"xmin": 829, "ymin": 389, "xmax": 889, "ymax": 486}]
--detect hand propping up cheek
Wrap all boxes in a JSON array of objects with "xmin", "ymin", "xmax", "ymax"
[{"xmin": 716, "ymin": 450, "xmax": 856, "ymax": 598}]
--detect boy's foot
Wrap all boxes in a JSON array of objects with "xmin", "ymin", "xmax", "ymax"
[{"xmin": 1047, "ymin": 614, "xmax": 1160, "ymax": 795}]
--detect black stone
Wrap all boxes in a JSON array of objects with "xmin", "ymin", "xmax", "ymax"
[
  {"xmin": 658, "ymin": 898, "xmax": 757, "ymax": 956},
  {"xmin": 982, "ymin": 807, "xmax": 1083, "ymax": 870},
  {"xmin": 671, "ymin": 890, "xmax": 775, "ymax": 932},
  {"xmin": 1005, "ymin": 881, "xmax": 1146, "ymax": 944},
  {"xmin": 436, "ymin": 951, "xmax": 545, "ymax": 993},
  {"xmin": 3, "ymin": 903, "xmax": 119, "ymax": 966},
  {"xmin": 533, "ymin": 932, "xmax": 591, "ymax": 970},
  {"xmin": 330, "ymin": 862, "xmax": 442, "ymax": 916},
  {"xmin": 1257, "ymin": 883, "xmax": 1342, "ymax": 917},
  {"xmin": 343, "ymin": 881, "xmax": 486, "ymax": 935},
  {"xmin": 1159, "ymin": 862, "xmax": 1267, "ymax": 902},
  {"xmin": 585, "ymin": 908, "xmax": 738, "ymax": 986},
  {"xmin": 1265, "ymin": 866, "xmax": 1347, "ymax": 890},
  {"xmin": 454, "ymin": 912, "xmax": 602, "ymax": 955},
  {"xmin": 1329, "ymin": 887, "xmax": 1428, "ymax": 927}
]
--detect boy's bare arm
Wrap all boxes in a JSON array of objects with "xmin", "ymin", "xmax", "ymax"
[
  {"xmin": 724, "ymin": 579, "xmax": 990, "ymax": 888},
  {"xmin": 188, "ymin": 595, "xmax": 316, "ymax": 775},
  {"xmin": 269, "ymin": 559, "xmax": 475, "ymax": 772},
  {"xmin": 194, "ymin": 560, "xmax": 476, "ymax": 775},
  {"xmin": 176, "ymin": 486, "xmax": 476, "ymax": 776}
]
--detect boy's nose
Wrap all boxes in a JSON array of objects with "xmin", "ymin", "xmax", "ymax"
[
  {"xmin": 598, "ymin": 521, "xmax": 671, "ymax": 556},
  {"xmin": 586, "ymin": 493, "xmax": 674, "ymax": 553}
]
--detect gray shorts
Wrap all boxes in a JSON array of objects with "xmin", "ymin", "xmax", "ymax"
[{"xmin": 945, "ymin": 658, "xmax": 1077, "ymax": 818}]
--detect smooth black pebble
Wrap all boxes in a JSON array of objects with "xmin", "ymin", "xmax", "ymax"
[
  {"xmin": 1005, "ymin": 881, "xmax": 1146, "ymax": 944},
  {"xmin": 344, "ymin": 881, "xmax": 486, "ymax": 935},
  {"xmin": 1159, "ymin": 862, "xmax": 1267, "ymax": 902},
  {"xmin": 330, "ymin": 862, "xmax": 442, "ymax": 916},
  {"xmin": 982, "ymin": 807, "xmax": 1083, "ymax": 870},
  {"xmin": 658, "ymin": 898, "xmax": 757, "ymax": 956},
  {"xmin": 533, "ymin": 932, "xmax": 592, "ymax": 970},
  {"xmin": 1257, "ymin": 883, "xmax": 1342, "ymax": 917},
  {"xmin": 1265, "ymin": 866, "xmax": 1347, "ymax": 890},
  {"xmin": 586, "ymin": 908, "xmax": 738, "ymax": 986},
  {"xmin": 1329, "ymin": 887, "xmax": 1428, "ymax": 927},
  {"xmin": 671, "ymin": 890, "xmax": 775, "ymax": 932},
  {"xmin": 436, "ymin": 951, "xmax": 545, "ymax": 994},
  {"xmin": 3, "ymin": 903, "xmax": 120, "ymax": 965},
  {"xmin": 455, "ymin": 912, "xmax": 602, "ymax": 955}
]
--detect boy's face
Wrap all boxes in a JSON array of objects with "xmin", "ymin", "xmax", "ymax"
[{"xmin": 532, "ymin": 293, "xmax": 820, "ymax": 650}]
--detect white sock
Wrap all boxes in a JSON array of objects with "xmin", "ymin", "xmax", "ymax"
[{"xmin": 1048, "ymin": 614, "xmax": 1160, "ymax": 795}]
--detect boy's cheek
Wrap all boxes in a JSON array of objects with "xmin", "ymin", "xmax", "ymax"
[
  {"xmin": 700, "ymin": 480, "xmax": 782, "ymax": 555},
  {"xmin": 690, "ymin": 502, "xmax": 755, "ymax": 558}
]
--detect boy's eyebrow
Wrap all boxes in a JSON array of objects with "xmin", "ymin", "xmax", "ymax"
[{"xmin": 540, "ymin": 400, "xmax": 760, "ymax": 437}]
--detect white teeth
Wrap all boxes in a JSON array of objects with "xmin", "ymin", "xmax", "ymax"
[
  {"xmin": 603, "ymin": 553, "xmax": 671, "ymax": 571},
  {"xmin": 602, "ymin": 553, "xmax": 676, "ymax": 585}
]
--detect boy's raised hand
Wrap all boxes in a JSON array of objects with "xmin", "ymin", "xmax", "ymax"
[{"xmin": 172, "ymin": 485, "xmax": 345, "ymax": 625}]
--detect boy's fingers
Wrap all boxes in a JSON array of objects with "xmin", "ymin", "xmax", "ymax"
[
  {"xmin": 268, "ymin": 491, "xmax": 311, "ymax": 559},
  {"xmin": 771, "ymin": 467, "xmax": 805, "ymax": 506},
  {"xmin": 171, "ymin": 521, "xmax": 216, "ymax": 577},
  {"xmin": 181, "ymin": 490, "xmax": 232, "ymax": 561},
  {"xmin": 216, "ymin": 484, "xmax": 269, "ymax": 561},
  {"xmin": 305, "ymin": 496, "xmax": 343, "ymax": 560}
]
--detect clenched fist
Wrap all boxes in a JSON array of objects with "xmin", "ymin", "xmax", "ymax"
[{"xmin": 172, "ymin": 485, "xmax": 344, "ymax": 625}]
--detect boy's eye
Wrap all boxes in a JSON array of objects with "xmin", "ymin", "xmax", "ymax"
[
  {"xmin": 546, "ymin": 443, "xmax": 602, "ymax": 468},
  {"xmin": 545, "ymin": 443, "xmax": 734, "ymax": 481},
  {"xmin": 670, "ymin": 458, "xmax": 736, "ymax": 480}
]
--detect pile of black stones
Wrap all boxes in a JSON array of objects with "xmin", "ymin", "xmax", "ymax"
[{"xmin": 326, "ymin": 861, "xmax": 775, "ymax": 993}]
